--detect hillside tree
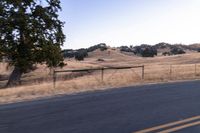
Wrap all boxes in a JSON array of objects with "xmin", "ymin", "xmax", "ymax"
[{"xmin": 0, "ymin": 0, "xmax": 65, "ymax": 87}]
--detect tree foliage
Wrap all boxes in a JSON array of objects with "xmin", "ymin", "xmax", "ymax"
[
  {"xmin": 170, "ymin": 47, "xmax": 185, "ymax": 55},
  {"xmin": 134, "ymin": 44, "xmax": 157, "ymax": 57},
  {"xmin": 75, "ymin": 49, "xmax": 88, "ymax": 61},
  {"xmin": 0, "ymin": 0, "xmax": 65, "ymax": 71}
]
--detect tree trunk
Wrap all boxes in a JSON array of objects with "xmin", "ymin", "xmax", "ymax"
[{"xmin": 6, "ymin": 67, "xmax": 22, "ymax": 87}]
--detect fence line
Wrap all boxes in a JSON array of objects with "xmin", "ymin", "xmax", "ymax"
[
  {"xmin": 144, "ymin": 63, "xmax": 200, "ymax": 81},
  {"xmin": 53, "ymin": 65, "xmax": 144, "ymax": 89},
  {"xmin": 52, "ymin": 63, "xmax": 200, "ymax": 89}
]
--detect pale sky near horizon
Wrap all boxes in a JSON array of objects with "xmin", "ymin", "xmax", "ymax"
[{"xmin": 59, "ymin": 0, "xmax": 200, "ymax": 49}]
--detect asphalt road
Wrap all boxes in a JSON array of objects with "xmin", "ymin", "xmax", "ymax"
[{"xmin": 1, "ymin": 80, "xmax": 200, "ymax": 133}]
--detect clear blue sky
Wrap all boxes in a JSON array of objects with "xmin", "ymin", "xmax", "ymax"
[{"xmin": 59, "ymin": 0, "xmax": 200, "ymax": 49}]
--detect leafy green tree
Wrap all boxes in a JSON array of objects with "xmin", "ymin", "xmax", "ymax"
[{"xmin": 0, "ymin": 0, "xmax": 65, "ymax": 87}]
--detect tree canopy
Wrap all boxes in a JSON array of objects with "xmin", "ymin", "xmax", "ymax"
[{"xmin": 0, "ymin": 0, "xmax": 65, "ymax": 86}]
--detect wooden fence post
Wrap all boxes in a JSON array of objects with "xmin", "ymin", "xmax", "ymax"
[
  {"xmin": 195, "ymin": 64, "xmax": 197, "ymax": 77},
  {"xmin": 142, "ymin": 65, "xmax": 144, "ymax": 80},
  {"xmin": 101, "ymin": 68, "xmax": 104, "ymax": 82},
  {"xmin": 53, "ymin": 70, "xmax": 56, "ymax": 89},
  {"xmin": 170, "ymin": 65, "xmax": 172, "ymax": 80}
]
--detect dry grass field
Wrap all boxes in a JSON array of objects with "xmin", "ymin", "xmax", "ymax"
[{"xmin": 1, "ymin": 49, "xmax": 200, "ymax": 104}]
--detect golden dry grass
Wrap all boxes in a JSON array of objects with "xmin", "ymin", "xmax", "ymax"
[
  {"xmin": 1, "ymin": 50, "xmax": 200, "ymax": 104},
  {"xmin": 0, "ymin": 69, "xmax": 143, "ymax": 104}
]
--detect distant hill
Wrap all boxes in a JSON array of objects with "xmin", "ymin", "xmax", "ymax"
[{"xmin": 62, "ymin": 42, "xmax": 200, "ymax": 59}]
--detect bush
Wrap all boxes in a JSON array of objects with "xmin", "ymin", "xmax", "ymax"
[
  {"xmin": 170, "ymin": 48, "xmax": 185, "ymax": 55},
  {"xmin": 134, "ymin": 45, "xmax": 157, "ymax": 57},
  {"xmin": 75, "ymin": 49, "xmax": 88, "ymax": 61},
  {"xmin": 62, "ymin": 49, "xmax": 76, "ymax": 58},
  {"xmin": 75, "ymin": 53, "xmax": 84, "ymax": 61},
  {"xmin": 100, "ymin": 47, "xmax": 107, "ymax": 51},
  {"xmin": 162, "ymin": 52, "xmax": 171, "ymax": 56},
  {"xmin": 97, "ymin": 58, "xmax": 105, "ymax": 62},
  {"xmin": 141, "ymin": 47, "xmax": 157, "ymax": 57}
]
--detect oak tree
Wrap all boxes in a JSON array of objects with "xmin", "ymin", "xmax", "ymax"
[{"xmin": 0, "ymin": 0, "xmax": 65, "ymax": 87}]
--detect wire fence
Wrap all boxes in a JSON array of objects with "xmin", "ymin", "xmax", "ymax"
[
  {"xmin": 52, "ymin": 63, "xmax": 200, "ymax": 89},
  {"xmin": 1, "ymin": 63, "xmax": 200, "ymax": 89},
  {"xmin": 53, "ymin": 65, "xmax": 144, "ymax": 88},
  {"xmin": 143, "ymin": 64, "xmax": 200, "ymax": 81}
]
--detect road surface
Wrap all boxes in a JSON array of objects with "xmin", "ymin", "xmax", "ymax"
[{"xmin": 1, "ymin": 80, "xmax": 200, "ymax": 133}]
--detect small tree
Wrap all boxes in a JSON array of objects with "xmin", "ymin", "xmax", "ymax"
[
  {"xmin": 134, "ymin": 45, "xmax": 157, "ymax": 57},
  {"xmin": 141, "ymin": 47, "xmax": 157, "ymax": 57},
  {"xmin": 75, "ymin": 49, "xmax": 88, "ymax": 61},
  {"xmin": 170, "ymin": 48, "xmax": 185, "ymax": 55},
  {"xmin": 0, "ymin": 0, "xmax": 65, "ymax": 87}
]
